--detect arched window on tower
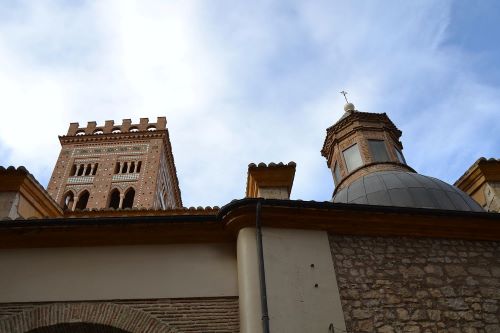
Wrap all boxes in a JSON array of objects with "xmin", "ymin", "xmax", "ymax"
[
  {"xmin": 77, "ymin": 164, "xmax": 85, "ymax": 176},
  {"xmin": 70, "ymin": 164, "xmax": 77, "ymax": 176},
  {"xmin": 129, "ymin": 161, "xmax": 135, "ymax": 173},
  {"xmin": 122, "ymin": 188, "xmax": 135, "ymax": 209},
  {"xmin": 75, "ymin": 190, "xmax": 90, "ymax": 210},
  {"xmin": 92, "ymin": 163, "xmax": 99, "ymax": 175},
  {"xmin": 85, "ymin": 163, "xmax": 92, "ymax": 176},
  {"xmin": 108, "ymin": 189, "xmax": 120, "ymax": 209},
  {"xmin": 136, "ymin": 161, "xmax": 142, "ymax": 173},
  {"xmin": 62, "ymin": 191, "xmax": 75, "ymax": 211},
  {"xmin": 121, "ymin": 162, "xmax": 128, "ymax": 174}
]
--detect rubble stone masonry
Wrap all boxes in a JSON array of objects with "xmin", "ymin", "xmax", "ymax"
[{"xmin": 329, "ymin": 235, "xmax": 500, "ymax": 333}]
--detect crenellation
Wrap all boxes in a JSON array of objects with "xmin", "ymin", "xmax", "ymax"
[
  {"xmin": 64, "ymin": 118, "xmax": 169, "ymax": 137},
  {"xmin": 121, "ymin": 118, "xmax": 132, "ymax": 132},
  {"xmin": 156, "ymin": 116, "xmax": 167, "ymax": 130},
  {"xmin": 139, "ymin": 117, "xmax": 149, "ymax": 131},
  {"xmin": 67, "ymin": 122, "xmax": 79, "ymax": 136},
  {"xmin": 103, "ymin": 120, "xmax": 115, "ymax": 133}
]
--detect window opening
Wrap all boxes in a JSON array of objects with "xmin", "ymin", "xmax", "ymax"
[
  {"xmin": 342, "ymin": 144, "xmax": 363, "ymax": 172},
  {"xmin": 108, "ymin": 189, "xmax": 120, "ymax": 209},
  {"xmin": 62, "ymin": 192, "xmax": 74, "ymax": 211},
  {"xmin": 136, "ymin": 161, "xmax": 142, "ymax": 172},
  {"xmin": 122, "ymin": 188, "xmax": 135, "ymax": 209},
  {"xmin": 368, "ymin": 140, "xmax": 390, "ymax": 162},
  {"xmin": 85, "ymin": 164, "xmax": 92, "ymax": 176},
  {"xmin": 395, "ymin": 147, "xmax": 406, "ymax": 164},
  {"xmin": 121, "ymin": 162, "xmax": 128, "ymax": 173},
  {"xmin": 92, "ymin": 163, "xmax": 98, "ymax": 175},
  {"xmin": 77, "ymin": 164, "xmax": 85, "ymax": 176},
  {"xmin": 70, "ymin": 164, "xmax": 77, "ymax": 176},
  {"xmin": 75, "ymin": 191, "xmax": 90, "ymax": 210},
  {"xmin": 333, "ymin": 162, "xmax": 342, "ymax": 185},
  {"xmin": 130, "ymin": 161, "xmax": 135, "ymax": 173}
]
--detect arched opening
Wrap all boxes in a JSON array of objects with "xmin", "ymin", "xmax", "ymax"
[
  {"xmin": 85, "ymin": 163, "xmax": 92, "ymax": 175},
  {"xmin": 75, "ymin": 191, "xmax": 90, "ymax": 210},
  {"xmin": 147, "ymin": 125, "xmax": 156, "ymax": 131},
  {"xmin": 62, "ymin": 191, "xmax": 74, "ymax": 211},
  {"xmin": 27, "ymin": 322, "xmax": 131, "ymax": 333},
  {"xmin": 121, "ymin": 162, "xmax": 128, "ymax": 174},
  {"xmin": 114, "ymin": 162, "xmax": 120, "ymax": 174},
  {"xmin": 75, "ymin": 130, "xmax": 85, "ymax": 136},
  {"xmin": 92, "ymin": 163, "xmax": 99, "ymax": 175},
  {"xmin": 122, "ymin": 188, "xmax": 135, "ymax": 209},
  {"xmin": 129, "ymin": 127, "xmax": 139, "ymax": 132},
  {"xmin": 112, "ymin": 127, "xmax": 122, "ymax": 134},
  {"xmin": 136, "ymin": 161, "xmax": 142, "ymax": 173},
  {"xmin": 108, "ymin": 189, "xmax": 120, "ymax": 209},
  {"xmin": 129, "ymin": 161, "xmax": 135, "ymax": 173},
  {"xmin": 70, "ymin": 164, "xmax": 77, "ymax": 176},
  {"xmin": 77, "ymin": 164, "xmax": 85, "ymax": 176},
  {"xmin": 93, "ymin": 129, "xmax": 104, "ymax": 135}
]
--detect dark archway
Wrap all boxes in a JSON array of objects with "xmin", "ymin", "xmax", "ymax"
[
  {"xmin": 122, "ymin": 188, "xmax": 135, "ymax": 209},
  {"xmin": 108, "ymin": 189, "xmax": 120, "ymax": 209},
  {"xmin": 75, "ymin": 190, "xmax": 90, "ymax": 210},
  {"xmin": 62, "ymin": 191, "xmax": 74, "ymax": 211},
  {"xmin": 27, "ymin": 323, "xmax": 130, "ymax": 333}
]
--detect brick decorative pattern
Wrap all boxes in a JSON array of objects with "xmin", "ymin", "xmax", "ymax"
[
  {"xmin": 329, "ymin": 235, "xmax": 500, "ymax": 333},
  {"xmin": 0, "ymin": 297, "xmax": 239, "ymax": 333}
]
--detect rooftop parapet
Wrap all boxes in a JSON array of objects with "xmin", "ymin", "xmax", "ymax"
[
  {"xmin": 66, "ymin": 117, "xmax": 168, "ymax": 136},
  {"xmin": 245, "ymin": 162, "xmax": 296, "ymax": 199}
]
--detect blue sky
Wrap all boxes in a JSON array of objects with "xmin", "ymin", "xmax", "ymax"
[{"xmin": 0, "ymin": 1, "xmax": 498, "ymax": 207}]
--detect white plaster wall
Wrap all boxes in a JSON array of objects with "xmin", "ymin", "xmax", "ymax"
[
  {"xmin": 237, "ymin": 227, "xmax": 263, "ymax": 333},
  {"xmin": 263, "ymin": 228, "xmax": 346, "ymax": 333},
  {"xmin": 0, "ymin": 243, "xmax": 237, "ymax": 303}
]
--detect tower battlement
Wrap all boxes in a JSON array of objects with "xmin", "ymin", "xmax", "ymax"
[{"xmin": 66, "ymin": 117, "xmax": 167, "ymax": 136}]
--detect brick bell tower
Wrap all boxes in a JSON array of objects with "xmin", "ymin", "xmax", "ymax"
[
  {"xmin": 321, "ymin": 100, "xmax": 414, "ymax": 194},
  {"xmin": 47, "ymin": 117, "xmax": 182, "ymax": 211}
]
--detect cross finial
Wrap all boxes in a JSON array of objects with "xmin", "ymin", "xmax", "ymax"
[{"xmin": 340, "ymin": 91, "xmax": 349, "ymax": 103}]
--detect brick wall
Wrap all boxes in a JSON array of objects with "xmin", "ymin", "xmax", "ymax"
[
  {"xmin": 0, "ymin": 297, "xmax": 239, "ymax": 333},
  {"xmin": 329, "ymin": 235, "xmax": 500, "ymax": 333}
]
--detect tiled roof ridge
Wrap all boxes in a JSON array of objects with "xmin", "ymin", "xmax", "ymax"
[{"xmin": 248, "ymin": 161, "xmax": 296, "ymax": 169}]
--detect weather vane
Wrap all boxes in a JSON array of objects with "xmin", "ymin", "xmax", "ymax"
[{"xmin": 340, "ymin": 91, "xmax": 349, "ymax": 103}]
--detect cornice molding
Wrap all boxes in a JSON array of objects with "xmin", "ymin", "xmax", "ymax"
[{"xmin": 1, "ymin": 199, "xmax": 499, "ymax": 248}]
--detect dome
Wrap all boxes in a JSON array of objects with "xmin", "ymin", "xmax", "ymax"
[{"xmin": 333, "ymin": 171, "xmax": 483, "ymax": 212}]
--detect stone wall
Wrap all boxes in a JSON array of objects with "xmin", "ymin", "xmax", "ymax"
[
  {"xmin": 0, "ymin": 297, "xmax": 239, "ymax": 333},
  {"xmin": 329, "ymin": 235, "xmax": 500, "ymax": 333}
]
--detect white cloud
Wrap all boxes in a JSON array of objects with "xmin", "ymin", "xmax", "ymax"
[{"xmin": 0, "ymin": 1, "xmax": 498, "ymax": 207}]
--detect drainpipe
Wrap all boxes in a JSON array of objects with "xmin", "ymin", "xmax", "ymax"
[{"xmin": 255, "ymin": 200, "xmax": 270, "ymax": 333}]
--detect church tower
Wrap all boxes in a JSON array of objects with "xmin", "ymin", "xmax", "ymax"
[
  {"xmin": 321, "ymin": 101, "xmax": 413, "ymax": 192},
  {"xmin": 47, "ymin": 117, "xmax": 182, "ymax": 211},
  {"xmin": 322, "ymin": 99, "xmax": 482, "ymax": 211}
]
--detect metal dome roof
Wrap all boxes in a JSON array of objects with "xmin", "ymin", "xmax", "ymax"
[{"xmin": 333, "ymin": 171, "xmax": 483, "ymax": 212}]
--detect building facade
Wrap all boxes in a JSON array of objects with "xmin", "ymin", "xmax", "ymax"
[{"xmin": 0, "ymin": 108, "xmax": 499, "ymax": 333}]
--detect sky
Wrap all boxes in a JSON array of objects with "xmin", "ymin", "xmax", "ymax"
[{"xmin": 0, "ymin": 0, "xmax": 499, "ymax": 207}]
